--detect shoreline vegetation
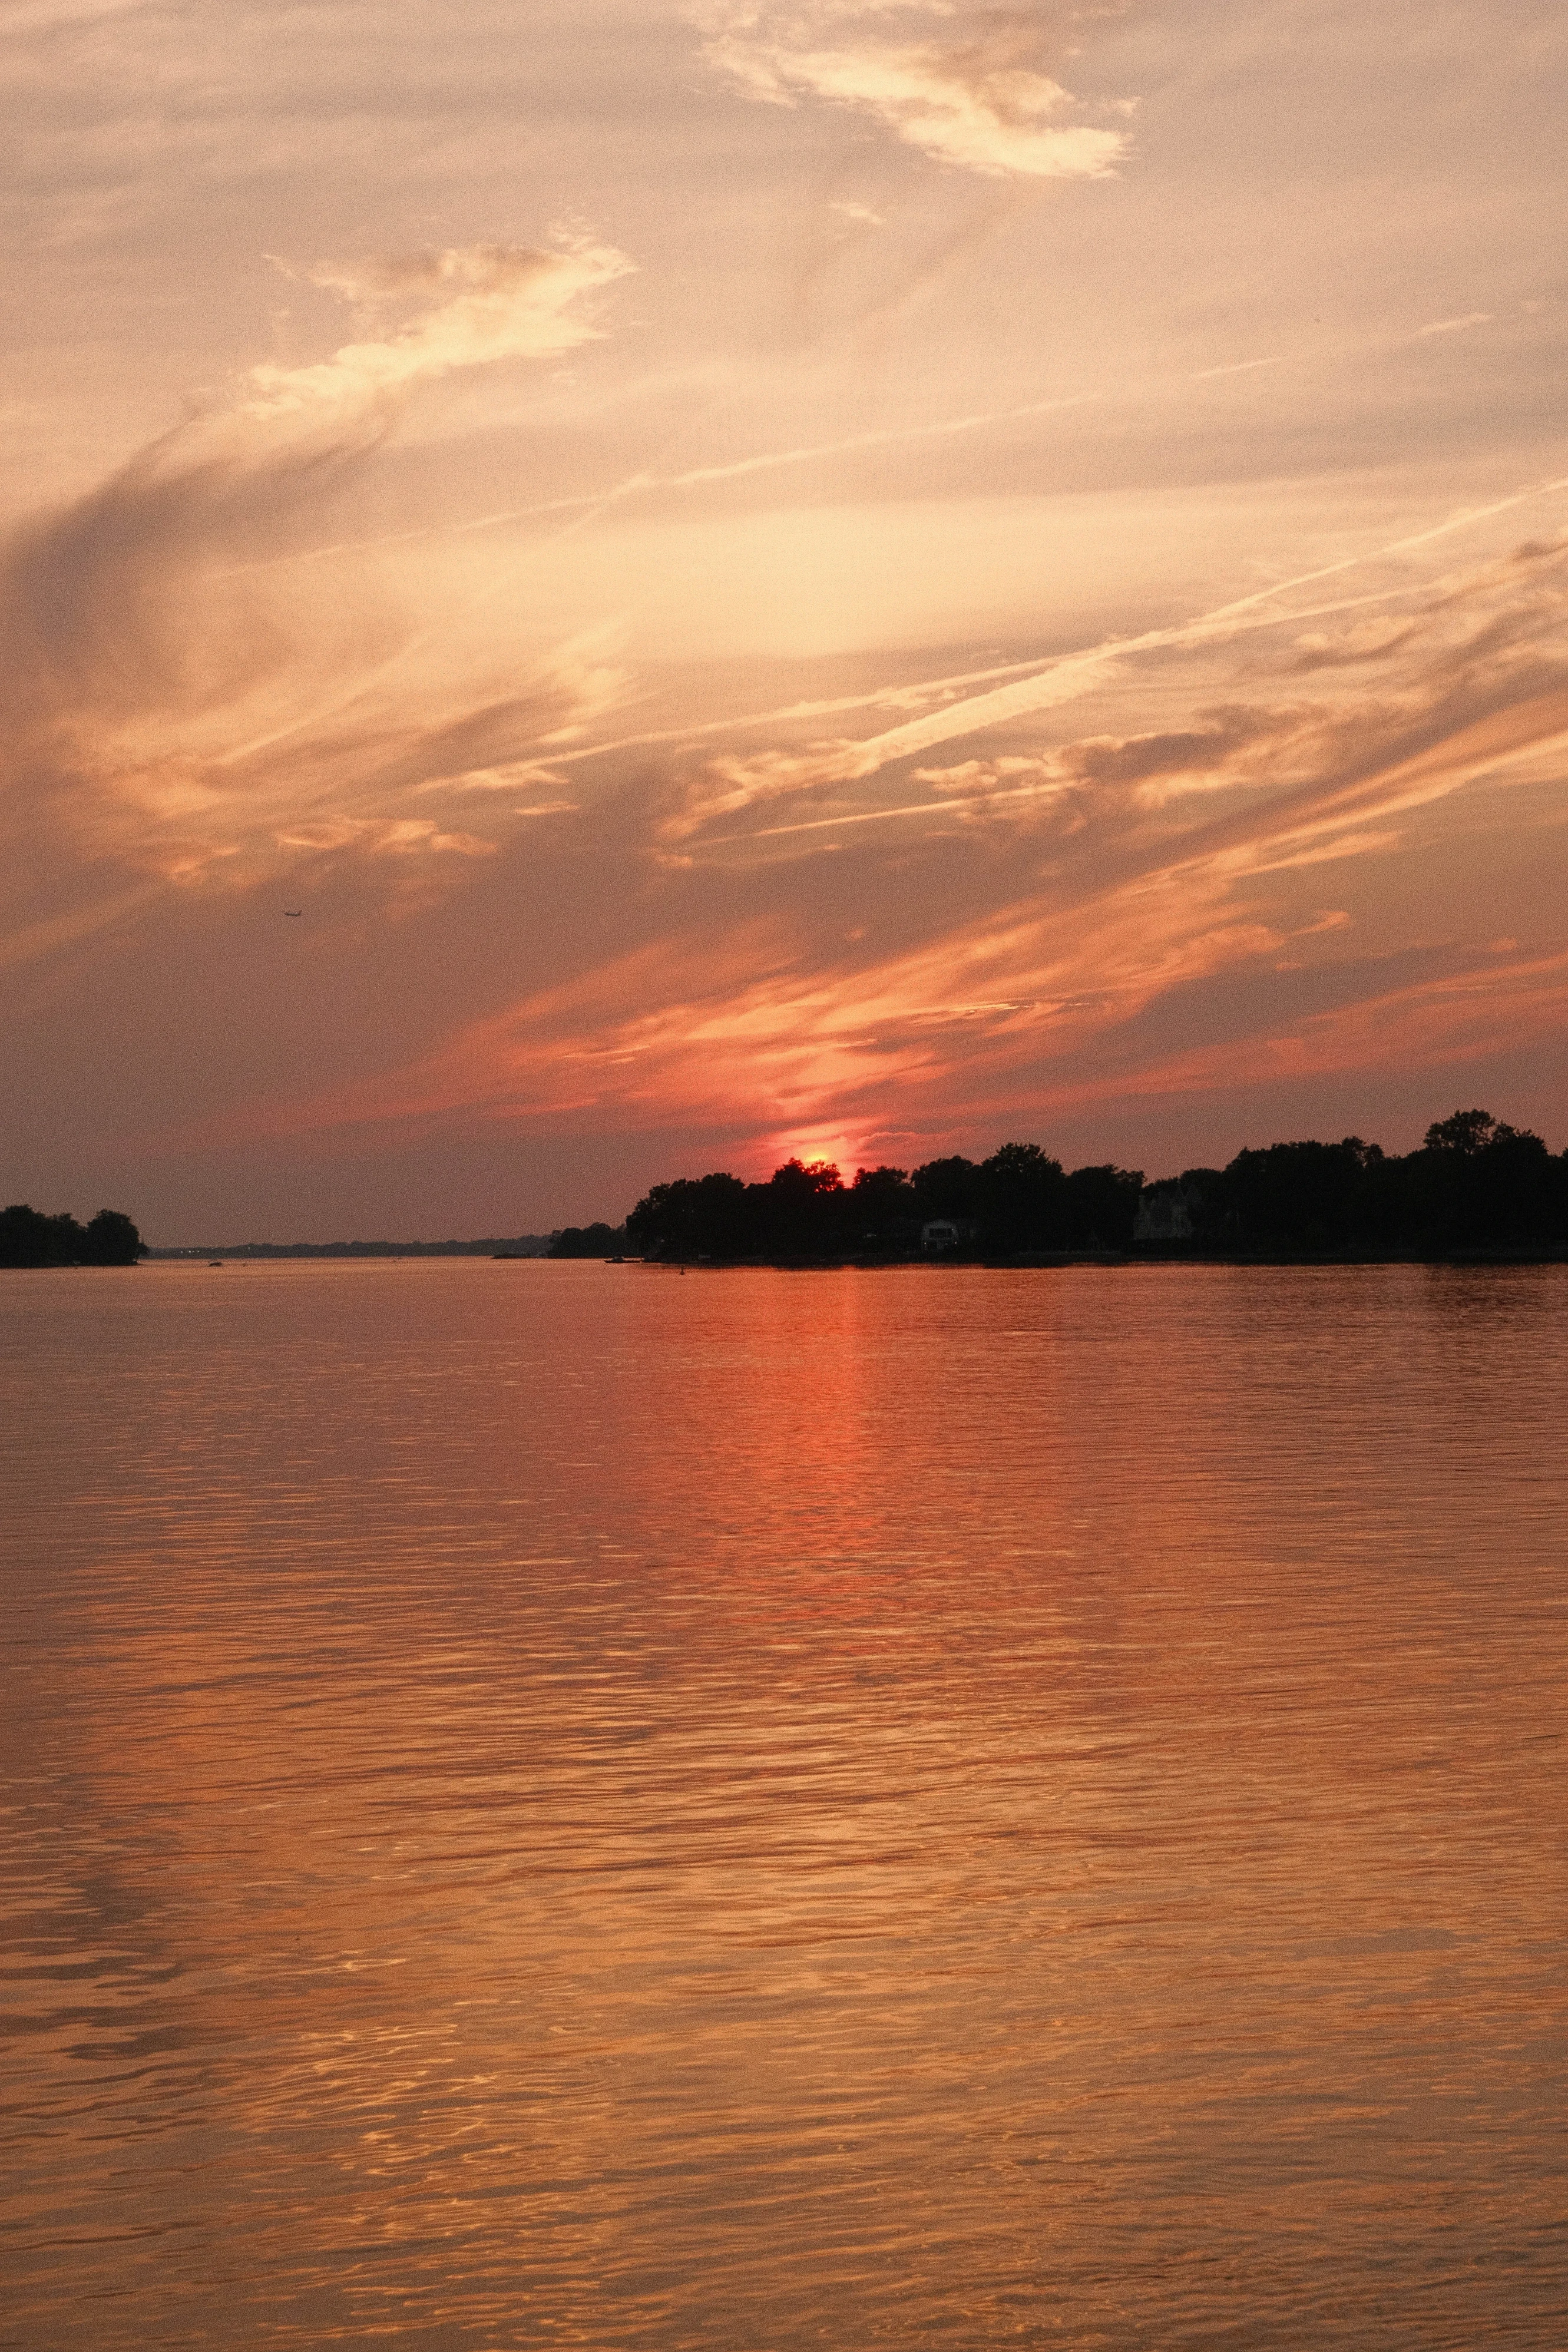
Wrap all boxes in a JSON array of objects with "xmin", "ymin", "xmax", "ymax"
[
  {"xmin": 8, "ymin": 1112, "xmax": 1568, "ymax": 1271},
  {"xmin": 567, "ymin": 1108, "xmax": 1568, "ymax": 1267}
]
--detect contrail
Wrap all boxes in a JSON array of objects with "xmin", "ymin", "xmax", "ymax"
[
  {"xmin": 707, "ymin": 776, "xmax": 1067, "ymax": 845},
  {"xmin": 680, "ymin": 473, "xmax": 1568, "ymax": 809},
  {"xmin": 210, "ymin": 388, "xmax": 1564, "ymax": 782},
  {"xmin": 208, "ymin": 387, "xmax": 1096, "ymax": 581},
  {"xmin": 540, "ymin": 647, "xmax": 1091, "ymax": 769},
  {"xmin": 207, "ymin": 299, "xmax": 1524, "ymax": 585},
  {"xmin": 571, "ymin": 468, "xmax": 1568, "ymax": 799}
]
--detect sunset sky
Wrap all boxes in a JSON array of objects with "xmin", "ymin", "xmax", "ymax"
[{"xmin": 4, "ymin": 0, "xmax": 1566, "ymax": 1239}]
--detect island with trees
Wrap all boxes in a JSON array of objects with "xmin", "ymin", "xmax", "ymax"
[
  {"xmin": 0, "ymin": 1205, "xmax": 146, "ymax": 1267},
  {"xmin": 568, "ymin": 1110, "xmax": 1568, "ymax": 1265}
]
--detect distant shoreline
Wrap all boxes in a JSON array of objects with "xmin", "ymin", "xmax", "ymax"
[
  {"xmin": 14, "ymin": 1107, "xmax": 1568, "ymax": 1268},
  {"xmin": 143, "ymin": 1237, "xmax": 554, "ymax": 1261},
  {"xmin": 123, "ymin": 1245, "xmax": 1568, "ymax": 1269}
]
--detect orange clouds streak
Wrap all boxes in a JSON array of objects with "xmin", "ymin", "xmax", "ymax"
[{"xmin": 149, "ymin": 522, "xmax": 1568, "ymax": 1177}]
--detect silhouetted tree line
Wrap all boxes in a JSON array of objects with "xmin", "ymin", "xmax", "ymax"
[
  {"xmin": 626, "ymin": 1144, "xmax": 1144, "ymax": 1262},
  {"xmin": 0, "ymin": 1205, "xmax": 145, "ymax": 1267},
  {"xmin": 620, "ymin": 1110, "xmax": 1568, "ymax": 1263},
  {"xmin": 548, "ymin": 1222, "xmax": 627, "ymax": 1258},
  {"xmin": 1139, "ymin": 1109, "xmax": 1568, "ymax": 1256}
]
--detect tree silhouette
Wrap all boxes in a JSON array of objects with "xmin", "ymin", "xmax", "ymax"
[
  {"xmin": 1, "ymin": 1204, "xmax": 145, "ymax": 1266},
  {"xmin": 548, "ymin": 1222, "xmax": 623, "ymax": 1259},
  {"xmin": 616, "ymin": 1107, "xmax": 1568, "ymax": 1263},
  {"xmin": 849, "ymin": 1165, "xmax": 916, "ymax": 1240},
  {"xmin": 1424, "ymin": 1109, "xmax": 1496, "ymax": 1155},
  {"xmin": 978, "ymin": 1143, "xmax": 1066, "ymax": 1252}
]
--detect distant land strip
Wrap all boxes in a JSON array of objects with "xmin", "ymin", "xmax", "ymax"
[
  {"xmin": 144, "ymin": 1236, "xmax": 555, "ymax": 1261},
  {"xmin": 8, "ymin": 1109, "xmax": 1568, "ymax": 1268}
]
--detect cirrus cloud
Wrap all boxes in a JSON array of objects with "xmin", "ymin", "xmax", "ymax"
[
  {"xmin": 0, "ymin": 235, "xmax": 634, "ymax": 896},
  {"xmin": 247, "ymin": 240, "xmax": 633, "ymax": 423},
  {"xmin": 692, "ymin": 2, "xmax": 1134, "ymax": 180}
]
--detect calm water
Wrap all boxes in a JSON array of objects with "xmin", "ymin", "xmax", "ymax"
[{"xmin": 2, "ymin": 1262, "xmax": 1566, "ymax": 2350}]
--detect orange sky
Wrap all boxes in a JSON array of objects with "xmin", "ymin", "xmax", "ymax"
[{"xmin": 4, "ymin": 1, "xmax": 1567, "ymax": 1239}]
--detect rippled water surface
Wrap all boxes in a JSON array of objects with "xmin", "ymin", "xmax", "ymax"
[{"xmin": 3, "ymin": 1261, "xmax": 1566, "ymax": 2348}]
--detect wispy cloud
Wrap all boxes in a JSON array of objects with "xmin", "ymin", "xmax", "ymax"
[
  {"xmin": 1191, "ymin": 355, "xmax": 1285, "ymax": 381},
  {"xmin": 249, "ymin": 242, "xmax": 631, "ymax": 421},
  {"xmin": 0, "ymin": 236, "xmax": 631, "ymax": 893},
  {"xmin": 197, "ymin": 519, "xmax": 1568, "ymax": 1173},
  {"xmin": 1413, "ymin": 312, "xmax": 1493, "ymax": 340},
  {"xmin": 274, "ymin": 816, "xmax": 497, "ymax": 857},
  {"xmin": 653, "ymin": 478, "xmax": 1568, "ymax": 835},
  {"xmin": 692, "ymin": 3, "xmax": 1134, "ymax": 180}
]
